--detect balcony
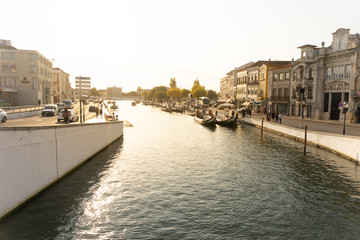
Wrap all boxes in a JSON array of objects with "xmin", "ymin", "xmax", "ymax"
[
  {"xmin": 270, "ymin": 96, "xmax": 290, "ymax": 102},
  {"xmin": 352, "ymin": 90, "xmax": 360, "ymax": 98}
]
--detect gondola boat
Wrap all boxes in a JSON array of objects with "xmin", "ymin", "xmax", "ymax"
[
  {"xmin": 215, "ymin": 115, "xmax": 237, "ymax": 126},
  {"xmin": 194, "ymin": 115, "xmax": 216, "ymax": 126}
]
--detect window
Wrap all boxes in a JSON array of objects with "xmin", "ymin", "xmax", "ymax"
[
  {"xmin": 272, "ymin": 88, "xmax": 278, "ymax": 96},
  {"xmin": 2, "ymin": 64, "xmax": 9, "ymax": 72},
  {"xmin": 1, "ymin": 52, "xmax": 8, "ymax": 59},
  {"xmin": 302, "ymin": 51, "xmax": 306, "ymax": 58},
  {"xmin": 345, "ymin": 65, "xmax": 351, "ymax": 78},
  {"xmin": 279, "ymin": 73, "xmax": 284, "ymax": 81},
  {"xmin": 10, "ymin": 64, "xmax": 16, "ymax": 73},
  {"xmin": 278, "ymin": 88, "xmax": 283, "ymax": 97},
  {"xmin": 10, "ymin": 53, "xmax": 16, "ymax": 59},
  {"xmin": 285, "ymin": 72, "xmax": 290, "ymax": 80},
  {"xmin": 300, "ymin": 69, "xmax": 304, "ymax": 79},
  {"xmin": 308, "ymin": 87, "xmax": 313, "ymax": 99},
  {"xmin": 339, "ymin": 66, "xmax": 344, "ymax": 78},
  {"xmin": 327, "ymin": 68, "xmax": 332, "ymax": 79},
  {"xmin": 333, "ymin": 66, "xmax": 339, "ymax": 79},
  {"xmin": 273, "ymin": 73, "xmax": 278, "ymax": 81},
  {"xmin": 309, "ymin": 69, "xmax": 314, "ymax": 80},
  {"xmin": 284, "ymin": 88, "xmax": 289, "ymax": 97},
  {"xmin": 30, "ymin": 66, "xmax": 36, "ymax": 73}
]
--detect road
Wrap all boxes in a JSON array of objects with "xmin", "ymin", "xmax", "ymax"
[{"xmin": 1, "ymin": 103, "xmax": 97, "ymax": 127}]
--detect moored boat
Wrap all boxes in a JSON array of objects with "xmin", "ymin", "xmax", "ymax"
[
  {"xmin": 215, "ymin": 115, "xmax": 237, "ymax": 126},
  {"xmin": 194, "ymin": 115, "xmax": 216, "ymax": 126}
]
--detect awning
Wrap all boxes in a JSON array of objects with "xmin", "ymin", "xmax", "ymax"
[
  {"xmin": 241, "ymin": 101, "xmax": 253, "ymax": 107},
  {"xmin": 254, "ymin": 102, "xmax": 263, "ymax": 105}
]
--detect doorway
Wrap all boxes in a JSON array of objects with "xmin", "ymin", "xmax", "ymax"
[{"xmin": 330, "ymin": 93, "xmax": 342, "ymax": 120}]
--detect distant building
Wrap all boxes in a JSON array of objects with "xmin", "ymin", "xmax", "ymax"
[
  {"xmin": 53, "ymin": 67, "xmax": 70, "ymax": 103},
  {"xmin": 107, "ymin": 86, "xmax": 122, "ymax": 99},
  {"xmin": 0, "ymin": 40, "xmax": 53, "ymax": 105},
  {"xmin": 219, "ymin": 76, "xmax": 230, "ymax": 100}
]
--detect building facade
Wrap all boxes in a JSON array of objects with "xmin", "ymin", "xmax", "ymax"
[
  {"xmin": 219, "ymin": 76, "xmax": 231, "ymax": 100},
  {"xmin": 0, "ymin": 40, "xmax": 53, "ymax": 105},
  {"xmin": 53, "ymin": 67, "xmax": 70, "ymax": 103},
  {"xmin": 268, "ymin": 64, "xmax": 291, "ymax": 115},
  {"xmin": 290, "ymin": 28, "xmax": 360, "ymax": 123}
]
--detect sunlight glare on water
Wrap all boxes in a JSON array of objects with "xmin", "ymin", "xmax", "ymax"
[{"xmin": 1, "ymin": 101, "xmax": 360, "ymax": 239}]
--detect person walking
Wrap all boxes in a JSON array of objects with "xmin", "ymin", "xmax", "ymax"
[
  {"xmin": 38, "ymin": 99, "xmax": 41, "ymax": 106},
  {"xmin": 279, "ymin": 113, "xmax": 282, "ymax": 124},
  {"xmin": 271, "ymin": 112, "xmax": 275, "ymax": 122},
  {"xmin": 63, "ymin": 107, "xmax": 69, "ymax": 123},
  {"xmin": 275, "ymin": 113, "xmax": 279, "ymax": 123}
]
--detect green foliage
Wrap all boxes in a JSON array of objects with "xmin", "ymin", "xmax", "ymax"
[
  {"xmin": 167, "ymin": 87, "xmax": 182, "ymax": 99},
  {"xmin": 191, "ymin": 79, "xmax": 206, "ymax": 98},
  {"xmin": 181, "ymin": 89, "xmax": 191, "ymax": 98},
  {"xmin": 170, "ymin": 77, "xmax": 177, "ymax": 88},
  {"xmin": 207, "ymin": 89, "xmax": 218, "ymax": 100},
  {"xmin": 90, "ymin": 87, "xmax": 100, "ymax": 96},
  {"xmin": 148, "ymin": 86, "xmax": 169, "ymax": 101},
  {"xmin": 193, "ymin": 87, "xmax": 207, "ymax": 98}
]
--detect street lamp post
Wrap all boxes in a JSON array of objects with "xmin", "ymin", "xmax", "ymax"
[
  {"xmin": 343, "ymin": 102, "xmax": 349, "ymax": 135},
  {"xmin": 299, "ymin": 88, "xmax": 305, "ymax": 129}
]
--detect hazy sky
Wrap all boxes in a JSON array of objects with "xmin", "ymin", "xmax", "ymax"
[{"xmin": 2, "ymin": 0, "xmax": 360, "ymax": 92}]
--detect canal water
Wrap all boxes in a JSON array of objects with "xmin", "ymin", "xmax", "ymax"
[{"xmin": 1, "ymin": 101, "xmax": 360, "ymax": 239}]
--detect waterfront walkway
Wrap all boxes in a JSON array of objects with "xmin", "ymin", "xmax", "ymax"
[{"xmin": 249, "ymin": 113, "xmax": 360, "ymax": 137}]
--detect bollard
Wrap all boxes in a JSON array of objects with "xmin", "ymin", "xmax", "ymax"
[
  {"xmin": 261, "ymin": 118, "xmax": 264, "ymax": 139},
  {"xmin": 304, "ymin": 125, "xmax": 307, "ymax": 154}
]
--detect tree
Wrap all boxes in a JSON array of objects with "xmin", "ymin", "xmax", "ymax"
[
  {"xmin": 192, "ymin": 87, "xmax": 207, "ymax": 98},
  {"xmin": 191, "ymin": 79, "xmax": 200, "ymax": 93},
  {"xmin": 91, "ymin": 87, "xmax": 100, "ymax": 96},
  {"xmin": 191, "ymin": 79, "xmax": 206, "ymax": 98},
  {"xmin": 169, "ymin": 77, "xmax": 177, "ymax": 88},
  {"xmin": 167, "ymin": 87, "xmax": 182, "ymax": 99},
  {"xmin": 207, "ymin": 89, "xmax": 218, "ymax": 100},
  {"xmin": 181, "ymin": 89, "xmax": 191, "ymax": 98}
]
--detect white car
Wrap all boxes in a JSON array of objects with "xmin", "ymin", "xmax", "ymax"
[
  {"xmin": 57, "ymin": 109, "xmax": 79, "ymax": 122},
  {"xmin": 42, "ymin": 104, "xmax": 58, "ymax": 116},
  {"xmin": 0, "ymin": 108, "xmax": 7, "ymax": 123}
]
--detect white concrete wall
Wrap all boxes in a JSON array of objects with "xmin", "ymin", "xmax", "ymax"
[
  {"xmin": 7, "ymin": 110, "xmax": 42, "ymax": 120},
  {"xmin": 244, "ymin": 118, "xmax": 360, "ymax": 162},
  {"xmin": 0, "ymin": 121, "xmax": 123, "ymax": 219}
]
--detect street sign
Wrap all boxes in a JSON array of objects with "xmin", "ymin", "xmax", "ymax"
[{"xmin": 338, "ymin": 102, "xmax": 343, "ymax": 108}]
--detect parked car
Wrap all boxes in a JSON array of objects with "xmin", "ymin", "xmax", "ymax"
[
  {"xmin": 63, "ymin": 99, "xmax": 73, "ymax": 109},
  {"xmin": 0, "ymin": 108, "xmax": 7, "ymax": 123},
  {"xmin": 42, "ymin": 104, "xmax": 58, "ymax": 116},
  {"xmin": 88, "ymin": 105, "xmax": 98, "ymax": 112},
  {"xmin": 57, "ymin": 109, "xmax": 79, "ymax": 122},
  {"xmin": 57, "ymin": 103, "xmax": 65, "ymax": 112}
]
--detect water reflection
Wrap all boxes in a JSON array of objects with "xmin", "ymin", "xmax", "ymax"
[{"xmin": 1, "ymin": 101, "xmax": 360, "ymax": 239}]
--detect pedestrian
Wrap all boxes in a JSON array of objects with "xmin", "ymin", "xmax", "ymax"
[
  {"xmin": 279, "ymin": 113, "xmax": 282, "ymax": 124},
  {"xmin": 96, "ymin": 107, "xmax": 99, "ymax": 118},
  {"xmin": 38, "ymin": 99, "xmax": 41, "ymax": 106},
  {"xmin": 271, "ymin": 112, "xmax": 275, "ymax": 122},
  {"xmin": 275, "ymin": 113, "xmax": 279, "ymax": 123},
  {"xmin": 63, "ymin": 107, "xmax": 69, "ymax": 123}
]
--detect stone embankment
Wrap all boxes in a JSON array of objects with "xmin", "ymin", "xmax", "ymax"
[
  {"xmin": 242, "ymin": 117, "xmax": 360, "ymax": 163},
  {"xmin": 0, "ymin": 121, "xmax": 123, "ymax": 220}
]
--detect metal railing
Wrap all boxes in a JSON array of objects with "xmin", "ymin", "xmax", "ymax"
[{"xmin": 1, "ymin": 105, "xmax": 43, "ymax": 114}]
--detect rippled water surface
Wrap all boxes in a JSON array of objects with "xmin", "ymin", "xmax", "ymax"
[{"xmin": 1, "ymin": 101, "xmax": 360, "ymax": 239}]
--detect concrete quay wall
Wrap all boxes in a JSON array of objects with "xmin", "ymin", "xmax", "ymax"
[
  {"xmin": 0, "ymin": 121, "xmax": 123, "ymax": 219},
  {"xmin": 243, "ymin": 118, "xmax": 360, "ymax": 163}
]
